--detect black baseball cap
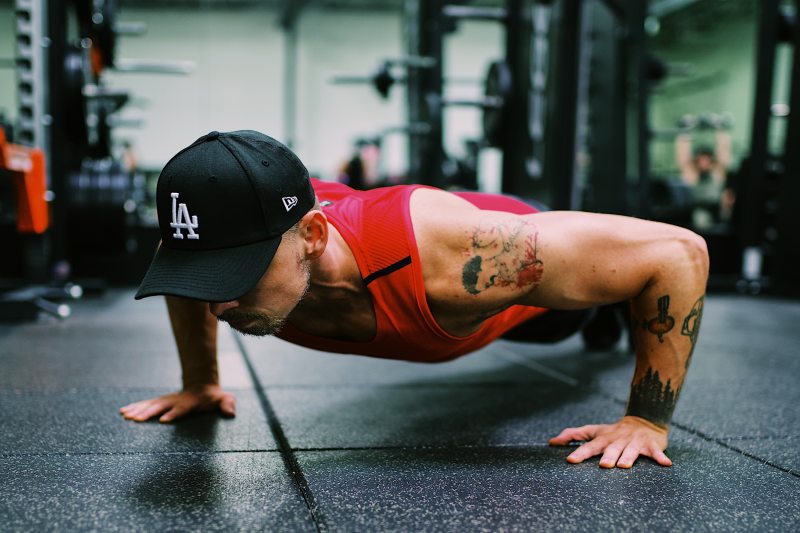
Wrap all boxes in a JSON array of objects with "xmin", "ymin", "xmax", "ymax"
[{"xmin": 135, "ymin": 130, "xmax": 315, "ymax": 302}]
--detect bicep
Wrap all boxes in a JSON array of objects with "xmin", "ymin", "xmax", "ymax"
[{"xmin": 519, "ymin": 211, "xmax": 697, "ymax": 310}]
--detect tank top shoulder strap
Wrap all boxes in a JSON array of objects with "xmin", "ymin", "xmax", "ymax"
[{"xmin": 314, "ymin": 180, "xmax": 421, "ymax": 281}]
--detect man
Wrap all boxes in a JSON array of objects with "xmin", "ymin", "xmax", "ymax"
[
  {"xmin": 675, "ymin": 115, "xmax": 735, "ymax": 227},
  {"xmin": 123, "ymin": 131, "xmax": 708, "ymax": 470}
]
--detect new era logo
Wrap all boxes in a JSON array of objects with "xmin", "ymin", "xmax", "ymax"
[
  {"xmin": 170, "ymin": 192, "xmax": 199, "ymax": 240},
  {"xmin": 282, "ymin": 196, "xmax": 298, "ymax": 212}
]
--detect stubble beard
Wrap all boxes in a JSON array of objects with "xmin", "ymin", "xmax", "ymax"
[{"xmin": 220, "ymin": 258, "xmax": 311, "ymax": 337}]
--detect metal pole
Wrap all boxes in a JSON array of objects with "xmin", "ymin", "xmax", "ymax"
[
  {"xmin": 283, "ymin": 22, "xmax": 298, "ymax": 149},
  {"xmin": 404, "ymin": 0, "xmax": 444, "ymax": 186},
  {"xmin": 587, "ymin": 0, "xmax": 628, "ymax": 215},
  {"xmin": 45, "ymin": 0, "xmax": 70, "ymax": 276},
  {"xmin": 501, "ymin": 0, "xmax": 535, "ymax": 197},
  {"xmin": 15, "ymin": 0, "xmax": 51, "ymax": 282},
  {"xmin": 630, "ymin": 0, "xmax": 650, "ymax": 219},
  {"xmin": 441, "ymin": 5, "xmax": 508, "ymax": 21},
  {"xmin": 15, "ymin": 0, "xmax": 48, "ymax": 154},
  {"xmin": 773, "ymin": 0, "xmax": 800, "ymax": 295},
  {"xmin": 547, "ymin": 0, "xmax": 583, "ymax": 210},
  {"xmin": 742, "ymin": 0, "xmax": 779, "ymax": 250}
]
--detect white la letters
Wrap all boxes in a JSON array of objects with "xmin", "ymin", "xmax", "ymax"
[{"xmin": 170, "ymin": 192, "xmax": 199, "ymax": 239}]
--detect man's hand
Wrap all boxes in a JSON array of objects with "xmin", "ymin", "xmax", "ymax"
[
  {"xmin": 549, "ymin": 416, "xmax": 671, "ymax": 469},
  {"xmin": 119, "ymin": 384, "xmax": 236, "ymax": 423}
]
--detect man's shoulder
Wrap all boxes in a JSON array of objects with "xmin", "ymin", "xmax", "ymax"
[
  {"xmin": 409, "ymin": 187, "xmax": 482, "ymax": 227},
  {"xmin": 311, "ymin": 178, "xmax": 431, "ymax": 202}
]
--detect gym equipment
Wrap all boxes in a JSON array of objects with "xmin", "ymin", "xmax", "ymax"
[
  {"xmin": 112, "ymin": 58, "xmax": 195, "ymax": 75},
  {"xmin": 15, "ymin": 0, "xmax": 47, "ymax": 150},
  {"xmin": 7, "ymin": 0, "xmax": 192, "ymax": 285},
  {"xmin": 441, "ymin": 5, "xmax": 508, "ymax": 21},
  {"xmin": 67, "ymin": 158, "xmax": 133, "ymax": 209},
  {"xmin": 88, "ymin": 0, "xmax": 118, "ymax": 71},
  {"xmin": 0, "ymin": 127, "xmax": 48, "ymax": 235},
  {"xmin": 0, "ymin": 125, "xmax": 80, "ymax": 321},
  {"xmin": 650, "ymin": 112, "xmax": 735, "ymax": 142},
  {"xmin": 0, "ymin": 283, "xmax": 82, "ymax": 321},
  {"xmin": 63, "ymin": 43, "xmax": 92, "ymax": 154},
  {"xmin": 482, "ymin": 61, "xmax": 513, "ymax": 148},
  {"xmin": 398, "ymin": 0, "xmax": 654, "ymax": 215},
  {"xmin": 737, "ymin": 0, "xmax": 799, "ymax": 296},
  {"xmin": 331, "ymin": 57, "xmax": 483, "ymax": 103},
  {"xmin": 677, "ymin": 112, "xmax": 734, "ymax": 133}
]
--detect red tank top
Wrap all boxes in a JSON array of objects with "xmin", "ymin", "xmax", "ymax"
[{"xmin": 276, "ymin": 179, "xmax": 549, "ymax": 362}]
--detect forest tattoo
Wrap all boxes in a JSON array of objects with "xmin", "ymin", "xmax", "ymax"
[
  {"xmin": 681, "ymin": 296, "xmax": 705, "ymax": 369},
  {"xmin": 461, "ymin": 220, "xmax": 543, "ymax": 296},
  {"xmin": 626, "ymin": 367, "xmax": 679, "ymax": 426},
  {"xmin": 642, "ymin": 294, "xmax": 675, "ymax": 343}
]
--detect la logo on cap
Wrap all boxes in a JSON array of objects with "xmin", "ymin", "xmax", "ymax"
[
  {"xmin": 170, "ymin": 192, "xmax": 199, "ymax": 239},
  {"xmin": 282, "ymin": 196, "xmax": 298, "ymax": 212}
]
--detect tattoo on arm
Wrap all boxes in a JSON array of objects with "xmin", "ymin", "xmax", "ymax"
[
  {"xmin": 626, "ymin": 367, "xmax": 679, "ymax": 426},
  {"xmin": 461, "ymin": 220, "xmax": 543, "ymax": 296},
  {"xmin": 681, "ymin": 296, "xmax": 705, "ymax": 369},
  {"xmin": 627, "ymin": 295, "xmax": 704, "ymax": 426},
  {"xmin": 642, "ymin": 294, "xmax": 675, "ymax": 342}
]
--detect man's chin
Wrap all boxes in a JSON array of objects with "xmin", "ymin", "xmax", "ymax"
[
  {"xmin": 231, "ymin": 324, "xmax": 275, "ymax": 337},
  {"xmin": 220, "ymin": 314, "xmax": 285, "ymax": 337},
  {"xmin": 234, "ymin": 328, "xmax": 267, "ymax": 337}
]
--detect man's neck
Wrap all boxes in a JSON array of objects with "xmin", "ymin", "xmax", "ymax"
[{"xmin": 291, "ymin": 223, "xmax": 365, "ymax": 316}]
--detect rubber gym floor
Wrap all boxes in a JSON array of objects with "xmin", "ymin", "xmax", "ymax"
[{"xmin": 1, "ymin": 290, "xmax": 798, "ymax": 532}]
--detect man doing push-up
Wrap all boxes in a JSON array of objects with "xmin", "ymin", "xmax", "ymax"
[{"xmin": 123, "ymin": 130, "xmax": 708, "ymax": 469}]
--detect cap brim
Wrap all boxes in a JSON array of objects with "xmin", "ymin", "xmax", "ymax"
[{"xmin": 135, "ymin": 237, "xmax": 281, "ymax": 302}]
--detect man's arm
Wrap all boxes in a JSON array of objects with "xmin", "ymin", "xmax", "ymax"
[
  {"xmin": 415, "ymin": 191, "xmax": 709, "ymax": 467},
  {"xmin": 675, "ymin": 133, "xmax": 698, "ymax": 185},
  {"xmin": 483, "ymin": 211, "xmax": 707, "ymax": 467},
  {"xmin": 119, "ymin": 296, "xmax": 236, "ymax": 422},
  {"xmin": 714, "ymin": 129, "xmax": 732, "ymax": 176}
]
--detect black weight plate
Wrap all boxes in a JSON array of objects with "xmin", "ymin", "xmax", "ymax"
[{"xmin": 63, "ymin": 45, "xmax": 89, "ymax": 150}]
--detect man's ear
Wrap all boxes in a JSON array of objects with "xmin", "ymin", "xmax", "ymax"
[{"xmin": 298, "ymin": 210, "xmax": 328, "ymax": 259}]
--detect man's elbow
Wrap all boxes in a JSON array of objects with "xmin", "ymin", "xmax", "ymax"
[{"xmin": 673, "ymin": 228, "xmax": 710, "ymax": 282}]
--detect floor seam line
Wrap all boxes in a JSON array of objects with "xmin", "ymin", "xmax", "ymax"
[
  {"xmin": 0, "ymin": 443, "xmax": 577, "ymax": 458},
  {"xmin": 234, "ymin": 333, "xmax": 327, "ymax": 533},
  {"xmin": 0, "ymin": 449, "xmax": 280, "ymax": 458},
  {"xmin": 289, "ymin": 444, "xmax": 569, "ymax": 452}
]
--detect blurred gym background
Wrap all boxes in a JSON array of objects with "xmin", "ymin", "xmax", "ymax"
[{"xmin": 0, "ymin": 0, "xmax": 797, "ymax": 319}]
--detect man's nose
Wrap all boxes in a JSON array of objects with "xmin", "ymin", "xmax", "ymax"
[{"xmin": 209, "ymin": 300, "xmax": 239, "ymax": 317}]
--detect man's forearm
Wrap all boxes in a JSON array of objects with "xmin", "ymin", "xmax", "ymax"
[
  {"xmin": 625, "ymin": 248, "xmax": 708, "ymax": 427},
  {"xmin": 165, "ymin": 296, "xmax": 219, "ymax": 388}
]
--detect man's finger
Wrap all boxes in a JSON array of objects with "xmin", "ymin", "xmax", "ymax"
[
  {"xmin": 599, "ymin": 442, "xmax": 627, "ymax": 469},
  {"xmin": 549, "ymin": 425, "xmax": 600, "ymax": 446},
  {"xmin": 220, "ymin": 395, "xmax": 237, "ymax": 418},
  {"xmin": 133, "ymin": 401, "xmax": 171, "ymax": 422},
  {"xmin": 616, "ymin": 444, "xmax": 641, "ymax": 469},
  {"xmin": 121, "ymin": 402, "xmax": 153, "ymax": 420},
  {"xmin": 566, "ymin": 439, "xmax": 605, "ymax": 464},
  {"xmin": 119, "ymin": 401, "xmax": 146, "ymax": 414},
  {"xmin": 649, "ymin": 446, "xmax": 673, "ymax": 467},
  {"xmin": 160, "ymin": 402, "xmax": 192, "ymax": 423}
]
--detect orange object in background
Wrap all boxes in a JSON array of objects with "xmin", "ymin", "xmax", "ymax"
[{"xmin": 0, "ymin": 127, "xmax": 49, "ymax": 234}]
